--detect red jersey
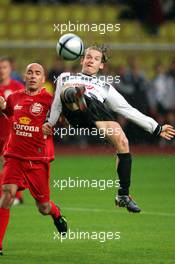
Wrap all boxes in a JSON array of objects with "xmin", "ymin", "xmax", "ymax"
[
  {"xmin": 0, "ymin": 79, "xmax": 24, "ymax": 100},
  {"xmin": 0, "ymin": 79, "xmax": 25, "ymax": 151},
  {"xmin": 3, "ymin": 88, "xmax": 54, "ymax": 162}
]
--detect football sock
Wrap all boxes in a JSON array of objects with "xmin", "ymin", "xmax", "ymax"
[
  {"xmin": 0, "ymin": 208, "xmax": 10, "ymax": 249},
  {"xmin": 117, "ymin": 153, "xmax": 132, "ymax": 196},
  {"xmin": 49, "ymin": 201, "xmax": 61, "ymax": 219}
]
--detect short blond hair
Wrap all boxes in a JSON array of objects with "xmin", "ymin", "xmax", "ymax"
[{"xmin": 84, "ymin": 45, "xmax": 109, "ymax": 63}]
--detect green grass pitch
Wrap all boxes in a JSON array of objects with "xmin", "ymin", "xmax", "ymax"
[{"xmin": 1, "ymin": 155, "xmax": 175, "ymax": 264}]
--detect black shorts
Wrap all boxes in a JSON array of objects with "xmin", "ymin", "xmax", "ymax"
[{"xmin": 62, "ymin": 96, "xmax": 116, "ymax": 129}]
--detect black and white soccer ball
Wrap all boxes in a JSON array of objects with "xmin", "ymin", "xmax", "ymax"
[{"xmin": 56, "ymin": 33, "xmax": 84, "ymax": 61}]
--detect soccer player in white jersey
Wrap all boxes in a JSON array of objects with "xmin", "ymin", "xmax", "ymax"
[{"xmin": 43, "ymin": 46, "xmax": 175, "ymax": 213}]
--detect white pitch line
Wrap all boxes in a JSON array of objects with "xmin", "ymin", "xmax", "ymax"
[{"xmin": 63, "ymin": 207, "xmax": 175, "ymax": 217}]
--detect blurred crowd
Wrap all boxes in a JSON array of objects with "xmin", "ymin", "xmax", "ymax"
[
  {"xmin": 11, "ymin": 0, "xmax": 175, "ymax": 35},
  {"xmin": 1, "ymin": 55, "xmax": 175, "ymax": 146},
  {"xmin": 117, "ymin": 0, "xmax": 175, "ymax": 35},
  {"xmin": 114, "ymin": 58, "xmax": 175, "ymax": 145}
]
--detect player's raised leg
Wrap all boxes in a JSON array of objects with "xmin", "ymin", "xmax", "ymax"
[
  {"xmin": 95, "ymin": 120, "xmax": 141, "ymax": 213},
  {"xmin": 0, "ymin": 184, "xmax": 18, "ymax": 255}
]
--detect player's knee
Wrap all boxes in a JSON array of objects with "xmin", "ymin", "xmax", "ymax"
[
  {"xmin": 114, "ymin": 132, "xmax": 129, "ymax": 151},
  {"xmin": 38, "ymin": 203, "xmax": 50, "ymax": 215},
  {"xmin": 0, "ymin": 186, "xmax": 15, "ymax": 207},
  {"xmin": 114, "ymin": 129, "xmax": 129, "ymax": 152},
  {"xmin": 120, "ymin": 135, "xmax": 129, "ymax": 149},
  {"xmin": 2, "ymin": 186, "xmax": 16, "ymax": 200}
]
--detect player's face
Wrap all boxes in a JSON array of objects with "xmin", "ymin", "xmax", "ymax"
[
  {"xmin": 81, "ymin": 49, "xmax": 104, "ymax": 75},
  {"xmin": 0, "ymin": 60, "xmax": 11, "ymax": 82},
  {"xmin": 25, "ymin": 64, "xmax": 45, "ymax": 91}
]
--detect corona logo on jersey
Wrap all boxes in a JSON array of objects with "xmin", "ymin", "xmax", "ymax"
[
  {"xmin": 30, "ymin": 102, "xmax": 43, "ymax": 116},
  {"xmin": 13, "ymin": 117, "xmax": 40, "ymax": 138},
  {"xmin": 19, "ymin": 116, "xmax": 31, "ymax": 125}
]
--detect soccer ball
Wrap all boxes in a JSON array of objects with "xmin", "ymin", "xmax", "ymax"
[{"xmin": 56, "ymin": 33, "xmax": 84, "ymax": 61}]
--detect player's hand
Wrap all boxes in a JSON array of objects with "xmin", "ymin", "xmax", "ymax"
[
  {"xmin": 0, "ymin": 96, "xmax": 6, "ymax": 110},
  {"xmin": 160, "ymin": 124, "xmax": 175, "ymax": 140},
  {"xmin": 42, "ymin": 122, "xmax": 53, "ymax": 136}
]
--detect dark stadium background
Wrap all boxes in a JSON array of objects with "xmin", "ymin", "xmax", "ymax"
[{"xmin": 0, "ymin": 1, "xmax": 175, "ymax": 264}]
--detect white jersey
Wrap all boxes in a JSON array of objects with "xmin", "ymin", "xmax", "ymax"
[{"xmin": 48, "ymin": 72, "xmax": 158, "ymax": 133}]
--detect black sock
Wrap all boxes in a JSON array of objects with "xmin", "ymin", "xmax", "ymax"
[{"xmin": 117, "ymin": 153, "xmax": 132, "ymax": 196}]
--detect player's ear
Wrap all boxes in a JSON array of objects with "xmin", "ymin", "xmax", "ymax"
[
  {"xmin": 99, "ymin": 63, "xmax": 104, "ymax": 70},
  {"xmin": 42, "ymin": 76, "xmax": 45, "ymax": 83},
  {"xmin": 80, "ymin": 57, "xmax": 84, "ymax": 65}
]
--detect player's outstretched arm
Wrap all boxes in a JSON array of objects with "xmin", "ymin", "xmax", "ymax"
[
  {"xmin": 106, "ymin": 85, "xmax": 175, "ymax": 140},
  {"xmin": 106, "ymin": 85, "xmax": 158, "ymax": 134},
  {"xmin": 160, "ymin": 125, "xmax": 175, "ymax": 140}
]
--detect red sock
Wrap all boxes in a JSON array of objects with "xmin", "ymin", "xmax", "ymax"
[
  {"xmin": 15, "ymin": 191, "xmax": 23, "ymax": 200},
  {"xmin": 49, "ymin": 201, "xmax": 61, "ymax": 219},
  {"xmin": 0, "ymin": 208, "xmax": 10, "ymax": 249}
]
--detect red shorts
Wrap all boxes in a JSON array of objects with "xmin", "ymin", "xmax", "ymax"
[
  {"xmin": 0, "ymin": 138, "xmax": 6, "ymax": 156},
  {"xmin": 2, "ymin": 157, "xmax": 50, "ymax": 203}
]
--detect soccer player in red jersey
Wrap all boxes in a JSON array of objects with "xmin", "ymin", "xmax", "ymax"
[
  {"xmin": 0, "ymin": 57, "xmax": 25, "ymax": 204},
  {"xmin": 0, "ymin": 63, "xmax": 67, "ymax": 256}
]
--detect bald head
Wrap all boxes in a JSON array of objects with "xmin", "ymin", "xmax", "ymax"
[
  {"xmin": 25, "ymin": 63, "xmax": 45, "ymax": 75},
  {"xmin": 24, "ymin": 63, "xmax": 45, "ymax": 92}
]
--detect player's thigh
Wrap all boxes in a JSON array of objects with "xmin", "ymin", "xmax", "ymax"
[
  {"xmin": 26, "ymin": 161, "xmax": 50, "ymax": 204},
  {"xmin": 95, "ymin": 121, "xmax": 129, "ymax": 150},
  {"xmin": 2, "ymin": 184, "xmax": 18, "ymax": 195},
  {"xmin": 95, "ymin": 120, "xmax": 124, "ymax": 139},
  {"xmin": 2, "ymin": 157, "xmax": 27, "ymax": 190}
]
